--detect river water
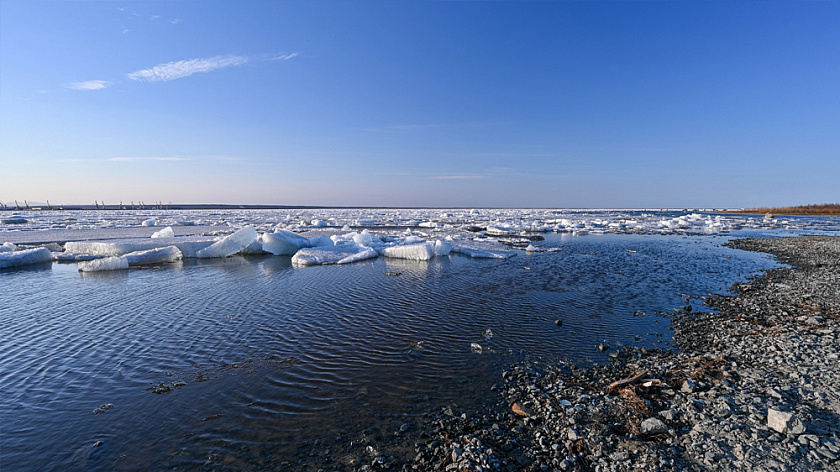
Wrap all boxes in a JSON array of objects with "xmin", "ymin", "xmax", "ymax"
[{"xmin": 0, "ymin": 228, "xmax": 785, "ymax": 471}]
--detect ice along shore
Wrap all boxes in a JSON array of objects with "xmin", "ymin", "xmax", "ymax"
[{"xmin": 409, "ymin": 236, "xmax": 840, "ymax": 472}]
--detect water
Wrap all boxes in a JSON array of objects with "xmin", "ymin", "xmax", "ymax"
[{"xmin": 0, "ymin": 228, "xmax": 783, "ymax": 471}]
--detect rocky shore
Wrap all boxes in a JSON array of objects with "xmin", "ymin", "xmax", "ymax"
[{"xmin": 406, "ymin": 236, "xmax": 840, "ymax": 472}]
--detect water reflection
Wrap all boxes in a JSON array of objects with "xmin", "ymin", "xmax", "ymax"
[{"xmin": 0, "ymin": 234, "xmax": 781, "ymax": 471}]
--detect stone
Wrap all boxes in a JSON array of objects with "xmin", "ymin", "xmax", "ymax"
[
  {"xmin": 681, "ymin": 379, "xmax": 697, "ymax": 393},
  {"xmin": 640, "ymin": 418, "xmax": 668, "ymax": 435},
  {"xmin": 767, "ymin": 408, "xmax": 806, "ymax": 435}
]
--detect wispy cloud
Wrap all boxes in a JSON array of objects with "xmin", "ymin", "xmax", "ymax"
[
  {"xmin": 66, "ymin": 80, "xmax": 112, "ymax": 91},
  {"xmin": 426, "ymin": 174, "xmax": 489, "ymax": 180},
  {"xmin": 107, "ymin": 155, "xmax": 243, "ymax": 162},
  {"xmin": 126, "ymin": 55, "xmax": 249, "ymax": 83},
  {"xmin": 268, "ymin": 52, "xmax": 299, "ymax": 62}
]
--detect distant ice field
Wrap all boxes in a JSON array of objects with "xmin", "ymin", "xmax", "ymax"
[{"xmin": 1, "ymin": 208, "xmax": 836, "ymax": 470}]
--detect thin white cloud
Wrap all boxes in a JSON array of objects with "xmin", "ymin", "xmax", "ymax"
[
  {"xmin": 426, "ymin": 174, "xmax": 488, "ymax": 180},
  {"xmin": 106, "ymin": 156, "xmax": 243, "ymax": 163},
  {"xmin": 268, "ymin": 52, "xmax": 299, "ymax": 61},
  {"xmin": 126, "ymin": 55, "xmax": 249, "ymax": 83},
  {"xmin": 66, "ymin": 80, "xmax": 112, "ymax": 91}
]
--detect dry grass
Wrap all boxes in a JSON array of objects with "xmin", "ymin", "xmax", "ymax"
[{"xmin": 724, "ymin": 203, "xmax": 840, "ymax": 216}]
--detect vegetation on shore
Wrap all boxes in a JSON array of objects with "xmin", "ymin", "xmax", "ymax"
[{"xmin": 724, "ymin": 203, "xmax": 840, "ymax": 216}]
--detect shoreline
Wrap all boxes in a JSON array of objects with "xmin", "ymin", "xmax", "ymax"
[{"xmin": 410, "ymin": 236, "xmax": 840, "ymax": 471}]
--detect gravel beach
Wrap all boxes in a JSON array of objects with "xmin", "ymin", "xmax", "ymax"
[{"xmin": 407, "ymin": 236, "xmax": 840, "ymax": 472}]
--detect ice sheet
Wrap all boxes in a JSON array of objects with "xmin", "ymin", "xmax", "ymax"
[
  {"xmin": 65, "ymin": 237, "xmax": 216, "ymax": 258},
  {"xmin": 124, "ymin": 246, "xmax": 183, "ymax": 265},
  {"xmin": 261, "ymin": 229, "xmax": 311, "ymax": 256},
  {"xmin": 291, "ymin": 244, "xmax": 371, "ymax": 266},
  {"xmin": 196, "ymin": 226, "xmax": 259, "ymax": 258},
  {"xmin": 151, "ymin": 226, "xmax": 175, "ymax": 238},
  {"xmin": 0, "ymin": 247, "xmax": 53, "ymax": 269},
  {"xmin": 77, "ymin": 256, "xmax": 129, "ymax": 272},
  {"xmin": 451, "ymin": 244, "xmax": 515, "ymax": 259},
  {"xmin": 379, "ymin": 242, "xmax": 435, "ymax": 261}
]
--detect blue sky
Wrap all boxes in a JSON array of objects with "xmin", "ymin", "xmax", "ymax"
[{"xmin": 1, "ymin": 1, "xmax": 838, "ymax": 208}]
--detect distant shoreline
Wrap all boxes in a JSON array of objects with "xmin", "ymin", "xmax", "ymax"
[
  {"xmin": 720, "ymin": 203, "xmax": 840, "ymax": 217},
  {"xmin": 0, "ymin": 204, "xmax": 733, "ymax": 212}
]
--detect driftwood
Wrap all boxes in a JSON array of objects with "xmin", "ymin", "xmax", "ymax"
[{"xmin": 607, "ymin": 370, "xmax": 650, "ymax": 393}]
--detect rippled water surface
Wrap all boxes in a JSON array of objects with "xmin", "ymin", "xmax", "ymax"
[{"xmin": 1, "ymin": 233, "xmax": 779, "ymax": 470}]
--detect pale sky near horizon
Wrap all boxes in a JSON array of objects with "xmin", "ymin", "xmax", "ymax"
[{"xmin": 1, "ymin": 1, "xmax": 838, "ymax": 208}]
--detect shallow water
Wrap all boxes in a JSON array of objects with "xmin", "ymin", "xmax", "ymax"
[{"xmin": 1, "ymin": 233, "xmax": 779, "ymax": 470}]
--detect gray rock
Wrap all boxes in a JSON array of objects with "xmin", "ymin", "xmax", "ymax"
[
  {"xmin": 640, "ymin": 418, "xmax": 668, "ymax": 435},
  {"xmin": 681, "ymin": 379, "xmax": 697, "ymax": 393},
  {"xmin": 659, "ymin": 409, "xmax": 677, "ymax": 421},
  {"xmin": 767, "ymin": 408, "xmax": 806, "ymax": 435}
]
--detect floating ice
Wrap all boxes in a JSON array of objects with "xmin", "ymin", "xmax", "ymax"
[
  {"xmin": 151, "ymin": 226, "xmax": 175, "ymax": 238},
  {"xmin": 433, "ymin": 240, "xmax": 452, "ymax": 256},
  {"xmin": 0, "ymin": 247, "xmax": 53, "ymax": 269},
  {"xmin": 78, "ymin": 256, "xmax": 129, "ymax": 272},
  {"xmin": 2, "ymin": 216, "xmax": 28, "ymax": 225},
  {"xmin": 451, "ymin": 245, "xmax": 515, "ymax": 259},
  {"xmin": 196, "ymin": 226, "xmax": 259, "ymax": 258},
  {"xmin": 0, "ymin": 242, "xmax": 17, "ymax": 253},
  {"xmin": 141, "ymin": 218, "xmax": 156, "ymax": 227},
  {"xmin": 65, "ymin": 237, "xmax": 216, "ymax": 258},
  {"xmin": 292, "ymin": 244, "xmax": 372, "ymax": 266},
  {"xmin": 124, "ymin": 246, "xmax": 182, "ymax": 265},
  {"xmin": 379, "ymin": 242, "xmax": 434, "ymax": 261},
  {"xmin": 309, "ymin": 235, "xmax": 335, "ymax": 247},
  {"xmin": 337, "ymin": 247, "xmax": 379, "ymax": 265},
  {"xmin": 485, "ymin": 226, "xmax": 514, "ymax": 236},
  {"xmin": 261, "ymin": 229, "xmax": 311, "ymax": 256}
]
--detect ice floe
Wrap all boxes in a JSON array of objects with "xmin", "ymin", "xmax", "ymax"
[
  {"xmin": 196, "ymin": 226, "xmax": 258, "ymax": 258},
  {"xmin": 0, "ymin": 247, "xmax": 52, "ymax": 269},
  {"xmin": 151, "ymin": 226, "xmax": 175, "ymax": 238},
  {"xmin": 124, "ymin": 246, "xmax": 183, "ymax": 265},
  {"xmin": 78, "ymin": 256, "xmax": 129, "ymax": 272},
  {"xmin": 292, "ymin": 244, "xmax": 375, "ymax": 266},
  {"xmin": 2, "ymin": 208, "xmax": 837, "ymax": 272},
  {"xmin": 261, "ymin": 229, "xmax": 312, "ymax": 255},
  {"xmin": 65, "ymin": 237, "xmax": 216, "ymax": 258},
  {"xmin": 379, "ymin": 242, "xmax": 435, "ymax": 261}
]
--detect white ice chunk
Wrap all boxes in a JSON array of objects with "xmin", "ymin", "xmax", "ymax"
[
  {"xmin": 196, "ymin": 226, "xmax": 259, "ymax": 258},
  {"xmin": 379, "ymin": 243, "xmax": 434, "ymax": 261},
  {"xmin": 433, "ymin": 240, "xmax": 452, "ymax": 256},
  {"xmin": 353, "ymin": 229, "xmax": 374, "ymax": 246},
  {"xmin": 0, "ymin": 242, "xmax": 17, "ymax": 253},
  {"xmin": 261, "ymin": 229, "xmax": 311, "ymax": 256},
  {"xmin": 336, "ymin": 247, "xmax": 379, "ymax": 265},
  {"xmin": 292, "ymin": 244, "xmax": 370, "ymax": 266},
  {"xmin": 310, "ymin": 219, "xmax": 329, "ymax": 227},
  {"xmin": 485, "ymin": 226, "xmax": 513, "ymax": 236},
  {"xmin": 65, "ymin": 237, "xmax": 216, "ymax": 258},
  {"xmin": 78, "ymin": 256, "xmax": 129, "ymax": 272},
  {"xmin": 240, "ymin": 239, "xmax": 267, "ymax": 255},
  {"xmin": 451, "ymin": 245, "xmax": 515, "ymax": 259},
  {"xmin": 0, "ymin": 247, "xmax": 53, "ymax": 269},
  {"xmin": 124, "ymin": 246, "xmax": 182, "ymax": 265},
  {"xmin": 141, "ymin": 218, "xmax": 157, "ymax": 227},
  {"xmin": 310, "ymin": 235, "xmax": 335, "ymax": 247},
  {"xmin": 151, "ymin": 226, "xmax": 175, "ymax": 238}
]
